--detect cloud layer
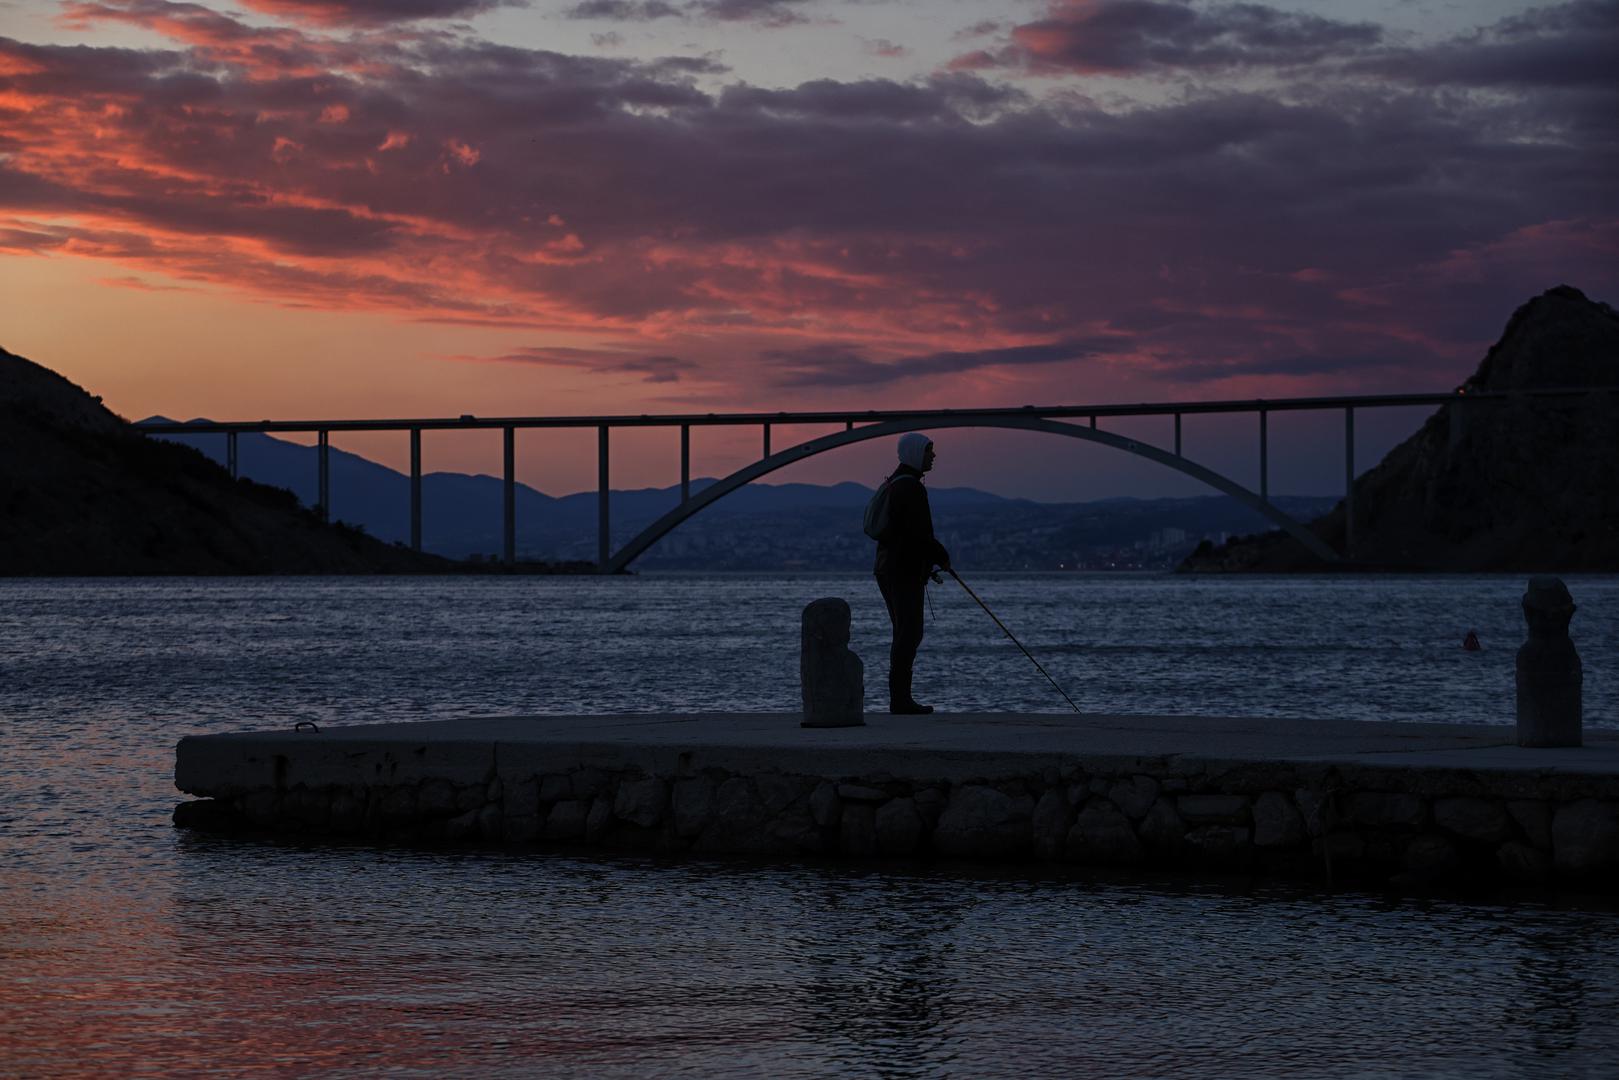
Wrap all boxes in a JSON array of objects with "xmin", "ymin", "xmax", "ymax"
[{"xmin": 2, "ymin": 0, "xmax": 1616, "ymax": 403}]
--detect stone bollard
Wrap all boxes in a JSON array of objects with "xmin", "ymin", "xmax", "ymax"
[
  {"xmin": 800, "ymin": 597, "xmax": 864, "ymax": 728},
  {"xmin": 1516, "ymin": 576, "xmax": 1582, "ymax": 747}
]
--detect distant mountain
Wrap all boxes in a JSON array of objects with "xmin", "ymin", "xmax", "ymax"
[
  {"xmin": 1181, "ymin": 285, "xmax": 1619, "ymax": 572},
  {"xmin": 0, "ymin": 347, "xmax": 459, "ymax": 574},
  {"xmin": 147, "ymin": 422, "xmax": 1333, "ymax": 570}
]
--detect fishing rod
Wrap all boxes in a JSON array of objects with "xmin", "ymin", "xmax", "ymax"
[{"xmin": 945, "ymin": 568, "xmax": 1081, "ymax": 713}]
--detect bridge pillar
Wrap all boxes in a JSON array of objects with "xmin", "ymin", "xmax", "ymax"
[
  {"xmin": 1259, "ymin": 409, "xmax": 1269, "ymax": 503},
  {"xmin": 1173, "ymin": 413, "xmax": 1182, "ymax": 457},
  {"xmin": 598, "ymin": 425, "xmax": 610, "ymax": 572},
  {"xmin": 317, "ymin": 430, "xmax": 329, "ymax": 522},
  {"xmin": 503, "ymin": 426, "xmax": 516, "ymax": 565},
  {"xmin": 680, "ymin": 424, "xmax": 690, "ymax": 503},
  {"xmin": 409, "ymin": 429, "xmax": 422, "ymax": 551},
  {"xmin": 226, "ymin": 431, "xmax": 238, "ymax": 479},
  {"xmin": 1344, "ymin": 407, "xmax": 1355, "ymax": 556},
  {"xmin": 763, "ymin": 422, "xmax": 771, "ymax": 459}
]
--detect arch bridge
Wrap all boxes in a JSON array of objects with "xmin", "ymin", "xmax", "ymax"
[{"xmin": 137, "ymin": 390, "xmax": 1570, "ymax": 572}]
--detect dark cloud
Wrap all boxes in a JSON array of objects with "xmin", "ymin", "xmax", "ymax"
[
  {"xmin": 235, "ymin": 0, "xmax": 514, "ymax": 27},
  {"xmin": 1353, "ymin": 0, "xmax": 1619, "ymax": 90},
  {"xmin": 954, "ymin": 0, "xmax": 1382, "ymax": 76},
  {"xmin": 3, "ymin": 0, "xmax": 1616, "ymax": 396},
  {"xmin": 762, "ymin": 339, "xmax": 1130, "ymax": 387},
  {"xmin": 562, "ymin": 0, "xmax": 811, "ymax": 25},
  {"xmin": 564, "ymin": 0, "xmax": 681, "ymax": 20},
  {"xmin": 465, "ymin": 346, "xmax": 698, "ymax": 383}
]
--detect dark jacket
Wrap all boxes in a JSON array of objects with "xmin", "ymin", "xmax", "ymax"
[{"xmin": 873, "ymin": 465, "xmax": 950, "ymax": 581}]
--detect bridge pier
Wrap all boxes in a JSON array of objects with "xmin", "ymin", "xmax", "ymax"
[
  {"xmin": 226, "ymin": 431, "xmax": 238, "ymax": 479},
  {"xmin": 680, "ymin": 425, "xmax": 690, "ymax": 503},
  {"xmin": 598, "ymin": 425, "xmax": 610, "ymax": 572},
  {"xmin": 409, "ymin": 429, "xmax": 422, "ymax": 552},
  {"xmin": 503, "ymin": 426, "xmax": 515, "ymax": 565},
  {"xmin": 1260, "ymin": 410, "xmax": 1269, "ymax": 503},
  {"xmin": 317, "ymin": 430, "xmax": 329, "ymax": 522},
  {"xmin": 1344, "ymin": 407, "xmax": 1355, "ymax": 556}
]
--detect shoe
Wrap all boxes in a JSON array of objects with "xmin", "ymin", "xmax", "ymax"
[{"xmin": 890, "ymin": 701, "xmax": 934, "ymax": 715}]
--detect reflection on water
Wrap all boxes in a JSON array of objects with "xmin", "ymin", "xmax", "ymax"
[
  {"xmin": 2, "ymin": 575, "xmax": 1618, "ymax": 1076},
  {"xmin": 5, "ymin": 843, "xmax": 1619, "ymax": 1078}
]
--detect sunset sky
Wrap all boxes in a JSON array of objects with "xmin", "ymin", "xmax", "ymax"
[{"xmin": 2, "ymin": 0, "xmax": 1614, "ymax": 499}]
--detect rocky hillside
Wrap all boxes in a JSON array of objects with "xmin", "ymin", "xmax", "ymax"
[
  {"xmin": 1181, "ymin": 285, "xmax": 1619, "ymax": 572},
  {"xmin": 0, "ymin": 346, "xmax": 452, "ymax": 574}
]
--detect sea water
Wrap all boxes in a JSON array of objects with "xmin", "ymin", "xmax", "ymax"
[{"xmin": 2, "ymin": 574, "xmax": 1617, "ymax": 1077}]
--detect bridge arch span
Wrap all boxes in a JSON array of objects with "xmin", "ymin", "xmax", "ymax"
[{"xmin": 606, "ymin": 415, "xmax": 1337, "ymax": 572}]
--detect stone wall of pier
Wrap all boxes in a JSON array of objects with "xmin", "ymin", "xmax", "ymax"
[{"xmin": 176, "ymin": 756, "xmax": 1619, "ymax": 889}]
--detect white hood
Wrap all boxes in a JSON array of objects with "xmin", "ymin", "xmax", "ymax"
[{"xmin": 897, "ymin": 433, "xmax": 932, "ymax": 471}]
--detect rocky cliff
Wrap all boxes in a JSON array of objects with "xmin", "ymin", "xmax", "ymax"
[
  {"xmin": 0, "ymin": 346, "xmax": 450, "ymax": 574},
  {"xmin": 1180, "ymin": 285, "xmax": 1619, "ymax": 572}
]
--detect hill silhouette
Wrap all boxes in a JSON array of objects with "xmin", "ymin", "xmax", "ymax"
[
  {"xmin": 1181, "ymin": 285, "xmax": 1619, "ymax": 572},
  {"xmin": 0, "ymin": 346, "xmax": 459, "ymax": 574}
]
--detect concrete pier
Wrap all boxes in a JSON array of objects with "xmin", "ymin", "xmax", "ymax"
[{"xmin": 174, "ymin": 713, "xmax": 1619, "ymax": 890}]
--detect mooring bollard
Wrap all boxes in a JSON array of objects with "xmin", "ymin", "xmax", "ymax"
[
  {"xmin": 1516, "ymin": 576, "xmax": 1582, "ymax": 748},
  {"xmin": 800, "ymin": 597, "xmax": 864, "ymax": 728}
]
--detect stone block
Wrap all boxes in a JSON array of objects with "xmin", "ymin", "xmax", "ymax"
[
  {"xmin": 1032, "ymin": 789, "xmax": 1074, "ymax": 860},
  {"xmin": 1346, "ymin": 792, "xmax": 1425, "ymax": 828},
  {"xmin": 1294, "ymin": 788, "xmax": 1332, "ymax": 837},
  {"xmin": 418, "ymin": 778, "xmax": 457, "ymax": 817},
  {"xmin": 1176, "ymin": 794, "xmax": 1249, "ymax": 826},
  {"xmin": 1184, "ymin": 826, "xmax": 1251, "ymax": 865},
  {"xmin": 1433, "ymin": 798, "xmax": 1512, "ymax": 844},
  {"xmin": 809, "ymin": 781, "xmax": 841, "ymax": 828},
  {"xmin": 912, "ymin": 788, "xmax": 947, "ymax": 826},
  {"xmin": 503, "ymin": 777, "xmax": 539, "ymax": 819},
  {"xmin": 1108, "ymin": 776, "xmax": 1159, "ymax": 820},
  {"xmin": 329, "ymin": 787, "xmax": 366, "ymax": 833},
  {"xmin": 444, "ymin": 806, "xmax": 480, "ymax": 841},
  {"xmin": 1137, "ymin": 799, "xmax": 1185, "ymax": 855},
  {"xmin": 614, "ymin": 777, "xmax": 668, "ymax": 828},
  {"xmin": 1552, "ymin": 799, "xmax": 1619, "ymax": 874},
  {"xmin": 698, "ymin": 778, "xmax": 772, "ymax": 853},
  {"xmin": 759, "ymin": 774, "xmax": 814, "ymax": 815},
  {"xmin": 1253, "ymin": 791, "xmax": 1306, "ymax": 849},
  {"xmin": 486, "ymin": 777, "xmax": 504, "ymax": 805},
  {"xmin": 672, "ymin": 776, "xmax": 716, "ymax": 837},
  {"xmin": 1066, "ymin": 802, "xmax": 1142, "ymax": 864},
  {"xmin": 934, "ymin": 785, "xmax": 1034, "ymax": 858},
  {"xmin": 374, "ymin": 786, "xmax": 415, "ymax": 825},
  {"xmin": 837, "ymin": 783, "xmax": 888, "ymax": 802},
  {"xmin": 875, "ymin": 798, "xmax": 925, "ymax": 855},
  {"xmin": 585, "ymin": 796, "xmax": 612, "ymax": 841},
  {"xmin": 1497, "ymin": 841, "xmax": 1553, "ymax": 883},
  {"xmin": 572, "ymin": 768, "xmax": 608, "ymax": 799},
  {"xmin": 477, "ymin": 804, "xmax": 503, "ymax": 839},
  {"xmin": 281, "ymin": 787, "xmax": 329, "ymax": 828},
  {"xmin": 539, "ymin": 774, "xmax": 571, "ymax": 803},
  {"xmin": 1402, "ymin": 834, "xmax": 1461, "ymax": 878},
  {"xmin": 800, "ymin": 598, "xmax": 864, "ymax": 728},
  {"xmin": 545, "ymin": 799, "xmax": 587, "ymax": 841},
  {"xmin": 454, "ymin": 782, "xmax": 485, "ymax": 813},
  {"xmin": 1508, "ymin": 800, "xmax": 1552, "ymax": 849},
  {"xmin": 840, "ymin": 802, "xmax": 878, "ymax": 856}
]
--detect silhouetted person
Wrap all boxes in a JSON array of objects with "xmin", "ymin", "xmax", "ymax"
[{"xmin": 873, "ymin": 433, "xmax": 950, "ymax": 714}]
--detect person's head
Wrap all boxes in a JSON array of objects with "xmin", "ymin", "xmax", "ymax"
[{"xmin": 898, "ymin": 433, "xmax": 935, "ymax": 473}]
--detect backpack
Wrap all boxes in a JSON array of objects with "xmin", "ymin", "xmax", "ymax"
[{"xmin": 862, "ymin": 474, "xmax": 919, "ymax": 543}]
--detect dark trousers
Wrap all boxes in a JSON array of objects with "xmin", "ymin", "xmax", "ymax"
[{"xmin": 876, "ymin": 571, "xmax": 926, "ymax": 706}]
